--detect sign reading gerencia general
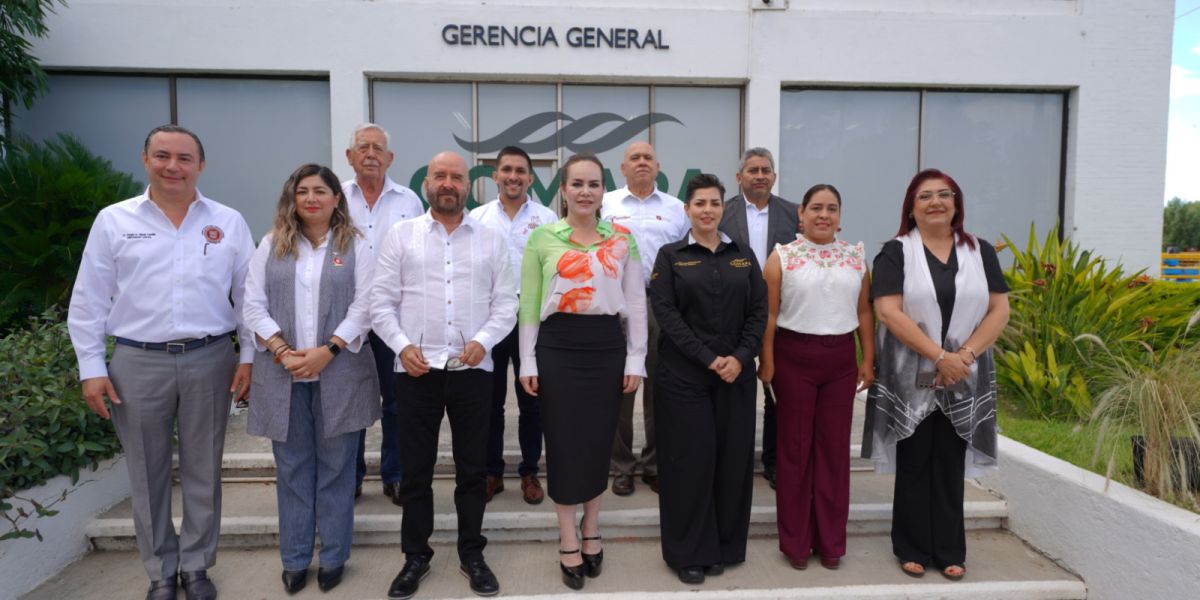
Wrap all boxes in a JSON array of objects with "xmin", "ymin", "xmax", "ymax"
[{"xmin": 442, "ymin": 24, "xmax": 669, "ymax": 50}]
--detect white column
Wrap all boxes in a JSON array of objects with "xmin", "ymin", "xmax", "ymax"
[{"xmin": 329, "ymin": 68, "xmax": 368, "ymax": 182}]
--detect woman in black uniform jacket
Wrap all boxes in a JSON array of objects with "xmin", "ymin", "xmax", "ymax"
[{"xmin": 650, "ymin": 173, "xmax": 768, "ymax": 585}]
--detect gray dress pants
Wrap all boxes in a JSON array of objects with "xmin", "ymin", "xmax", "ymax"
[{"xmin": 109, "ymin": 338, "xmax": 236, "ymax": 580}]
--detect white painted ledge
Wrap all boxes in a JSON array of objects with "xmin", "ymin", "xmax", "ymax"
[
  {"xmin": 978, "ymin": 435, "xmax": 1200, "ymax": 600},
  {"xmin": 0, "ymin": 456, "xmax": 130, "ymax": 600}
]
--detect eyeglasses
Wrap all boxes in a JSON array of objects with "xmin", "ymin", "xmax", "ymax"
[
  {"xmin": 916, "ymin": 190, "xmax": 955, "ymax": 202},
  {"xmin": 415, "ymin": 332, "xmax": 471, "ymax": 370}
]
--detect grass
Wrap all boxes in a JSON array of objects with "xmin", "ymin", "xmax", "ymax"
[
  {"xmin": 997, "ymin": 410, "xmax": 1136, "ymax": 484},
  {"xmin": 997, "ymin": 404, "xmax": 1198, "ymax": 512}
]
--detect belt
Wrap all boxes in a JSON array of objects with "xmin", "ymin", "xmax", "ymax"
[{"xmin": 114, "ymin": 332, "xmax": 233, "ymax": 354}]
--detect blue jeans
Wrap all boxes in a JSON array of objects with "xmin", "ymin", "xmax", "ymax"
[
  {"xmin": 273, "ymin": 382, "xmax": 359, "ymax": 571},
  {"xmin": 358, "ymin": 332, "xmax": 402, "ymax": 486}
]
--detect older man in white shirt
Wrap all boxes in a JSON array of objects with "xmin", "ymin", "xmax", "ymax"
[
  {"xmin": 469, "ymin": 145, "xmax": 556, "ymax": 505},
  {"xmin": 371, "ymin": 151, "xmax": 516, "ymax": 600},
  {"xmin": 343, "ymin": 123, "xmax": 424, "ymax": 502},
  {"xmin": 68, "ymin": 125, "xmax": 254, "ymax": 600},
  {"xmin": 600, "ymin": 141, "xmax": 688, "ymax": 497}
]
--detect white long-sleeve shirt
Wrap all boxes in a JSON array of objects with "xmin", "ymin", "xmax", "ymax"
[
  {"xmin": 600, "ymin": 186, "xmax": 688, "ymax": 287},
  {"xmin": 344, "ymin": 176, "xmax": 425, "ymax": 253},
  {"xmin": 68, "ymin": 189, "xmax": 255, "ymax": 380},
  {"xmin": 242, "ymin": 233, "xmax": 374, "ymax": 380},
  {"xmin": 468, "ymin": 196, "xmax": 557, "ymax": 296},
  {"xmin": 368, "ymin": 211, "xmax": 517, "ymax": 372}
]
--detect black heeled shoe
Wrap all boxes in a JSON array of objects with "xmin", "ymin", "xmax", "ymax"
[
  {"xmin": 559, "ymin": 548, "xmax": 586, "ymax": 590},
  {"xmin": 581, "ymin": 532, "xmax": 603, "ymax": 578}
]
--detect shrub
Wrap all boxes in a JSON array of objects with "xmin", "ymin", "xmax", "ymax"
[
  {"xmin": 996, "ymin": 225, "xmax": 1200, "ymax": 420},
  {"xmin": 0, "ymin": 134, "xmax": 142, "ymax": 331},
  {"xmin": 0, "ymin": 308, "xmax": 121, "ymax": 496}
]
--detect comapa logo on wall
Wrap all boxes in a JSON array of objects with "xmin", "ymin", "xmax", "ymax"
[{"xmin": 408, "ymin": 111, "xmax": 703, "ymax": 208}]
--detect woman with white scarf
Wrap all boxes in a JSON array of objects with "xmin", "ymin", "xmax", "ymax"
[{"xmin": 862, "ymin": 169, "xmax": 1009, "ymax": 581}]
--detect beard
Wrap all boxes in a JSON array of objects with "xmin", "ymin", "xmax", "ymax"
[{"xmin": 425, "ymin": 185, "xmax": 466, "ymax": 216}]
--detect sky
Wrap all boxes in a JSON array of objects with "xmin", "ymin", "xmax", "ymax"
[{"xmin": 1166, "ymin": 4, "xmax": 1200, "ymax": 202}]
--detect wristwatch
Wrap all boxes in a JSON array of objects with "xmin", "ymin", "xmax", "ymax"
[{"xmin": 326, "ymin": 341, "xmax": 342, "ymax": 357}]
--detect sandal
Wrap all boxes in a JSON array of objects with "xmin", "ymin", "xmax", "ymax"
[
  {"xmin": 941, "ymin": 565, "xmax": 965, "ymax": 581},
  {"xmin": 899, "ymin": 561, "xmax": 925, "ymax": 578}
]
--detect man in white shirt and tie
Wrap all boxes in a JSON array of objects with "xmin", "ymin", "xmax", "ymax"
[
  {"xmin": 343, "ymin": 123, "xmax": 424, "ymax": 503},
  {"xmin": 371, "ymin": 151, "xmax": 517, "ymax": 600},
  {"xmin": 600, "ymin": 141, "xmax": 688, "ymax": 496},
  {"xmin": 68, "ymin": 125, "xmax": 255, "ymax": 600},
  {"xmin": 469, "ymin": 145, "xmax": 556, "ymax": 505}
]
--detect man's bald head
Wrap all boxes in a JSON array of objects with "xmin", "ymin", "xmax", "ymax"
[
  {"xmin": 620, "ymin": 141, "xmax": 659, "ymax": 195},
  {"xmin": 424, "ymin": 152, "xmax": 470, "ymax": 216}
]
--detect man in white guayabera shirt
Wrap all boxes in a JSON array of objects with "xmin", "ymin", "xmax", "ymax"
[
  {"xmin": 68, "ymin": 125, "xmax": 255, "ymax": 600},
  {"xmin": 342, "ymin": 123, "xmax": 424, "ymax": 503},
  {"xmin": 371, "ymin": 151, "xmax": 516, "ymax": 600}
]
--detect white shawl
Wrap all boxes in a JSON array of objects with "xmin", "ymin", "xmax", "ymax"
[{"xmin": 862, "ymin": 229, "xmax": 998, "ymax": 477}]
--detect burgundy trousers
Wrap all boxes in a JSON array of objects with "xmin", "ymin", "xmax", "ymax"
[{"xmin": 773, "ymin": 328, "xmax": 858, "ymax": 561}]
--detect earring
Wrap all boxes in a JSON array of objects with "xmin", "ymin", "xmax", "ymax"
[{"xmin": 837, "ymin": 227, "xmax": 842, "ymax": 233}]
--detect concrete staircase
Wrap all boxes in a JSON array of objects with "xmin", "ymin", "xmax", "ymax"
[{"xmin": 23, "ymin": 395, "xmax": 1086, "ymax": 599}]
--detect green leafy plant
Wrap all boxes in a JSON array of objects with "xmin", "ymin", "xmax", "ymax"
[
  {"xmin": 1, "ymin": 307, "xmax": 122, "ymax": 541},
  {"xmin": 996, "ymin": 224, "xmax": 1200, "ymax": 419},
  {"xmin": 0, "ymin": 134, "xmax": 142, "ymax": 330}
]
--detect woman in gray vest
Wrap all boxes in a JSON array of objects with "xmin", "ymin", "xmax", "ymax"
[{"xmin": 243, "ymin": 163, "xmax": 380, "ymax": 595}]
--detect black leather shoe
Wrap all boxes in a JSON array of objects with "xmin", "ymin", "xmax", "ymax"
[
  {"xmin": 145, "ymin": 575, "xmax": 177, "ymax": 600},
  {"xmin": 383, "ymin": 481, "xmax": 401, "ymax": 498},
  {"xmin": 641, "ymin": 474, "xmax": 660, "ymax": 494},
  {"xmin": 611, "ymin": 474, "xmax": 635, "ymax": 496},
  {"xmin": 677, "ymin": 566, "xmax": 705, "ymax": 584},
  {"xmin": 180, "ymin": 570, "xmax": 217, "ymax": 600},
  {"xmin": 355, "ymin": 484, "xmax": 363, "ymax": 499},
  {"xmin": 764, "ymin": 465, "xmax": 777, "ymax": 489},
  {"xmin": 559, "ymin": 548, "xmax": 585, "ymax": 590},
  {"xmin": 388, "ymin": 556, "xmax": 431, "ymax": 600},
  {"xmin": 704, "ymin": 563, "xmax": 724, "ymax": 576},
  {"xmin": 281, "ymin": 569, "xmax": 307, "ymax": 595},
  {"xmin": 459, "ymin": 558, "xmax": 500, "ymax": 597},
  {"xmin": 317, "ymin": 565, "xmax": 344, "ymax": 592},
  {"xmin": 581, "ymin": 533, "xmax": 603, "ymax": 578}
]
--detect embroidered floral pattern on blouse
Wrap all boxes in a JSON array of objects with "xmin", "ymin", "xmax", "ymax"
[{"xmin": 781, "ymin": 239, "xmax": 865, "ymax": 272}]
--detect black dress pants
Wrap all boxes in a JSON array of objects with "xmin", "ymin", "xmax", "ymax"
[
  {"xmin": 655, "ymin": 364, "xmax": 757, "ymax": 569},
  {"xmin": 395, "ymin": 368, "xmax": 491, "ymax": 562},
  {"xmin": 891, "ymin": 408, "xmax": 967, "ymax": 568}
]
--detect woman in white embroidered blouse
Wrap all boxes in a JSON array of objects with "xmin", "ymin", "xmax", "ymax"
[{"xmin": 759, "ymin": 184, "xmax": 874, "ymax": 571}]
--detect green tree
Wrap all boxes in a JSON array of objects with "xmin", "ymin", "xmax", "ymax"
[
  {"xmin": 1162, "ymin": 197, "xmax": 1200, "ymax": 251},
  {"xmin": 0, "ymin": 1, "xmax": 65, "ymax": 149}
]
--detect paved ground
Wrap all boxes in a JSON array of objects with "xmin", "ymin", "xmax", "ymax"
[{"xmin": 23, "ymin": 532, "xmax": 1081, "ymax": 600}]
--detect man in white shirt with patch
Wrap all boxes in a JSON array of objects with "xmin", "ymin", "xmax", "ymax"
[
  {"xmin": 68, "ymin": 125, "xmax": 254, "ymax": 600},
  {"xmin": 600, "ymin": 141, "xmax": 688, "ymax": 497},
  {"xmin": 343, "ymin": 123, "xmax": 424, "ymax": 503},
  {"xmin": 371, "ymin": 151, "xmax": 516, "ymax": 600},
  {"xmin": 469, "ymin": 145, "xmax": 556, "ymax": 505}
]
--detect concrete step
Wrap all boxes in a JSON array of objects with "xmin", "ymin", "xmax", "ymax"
[
  {"xmin": 27, "ymin": 532, "xmax": 1085, "ymax": 600},
  {"xmin": 87, "ymin": 473, "xmax": 1006, "ymax": 550},
  {"xmin": 195, "ymin": 449, "xmax": 877, "ymax": 480}
]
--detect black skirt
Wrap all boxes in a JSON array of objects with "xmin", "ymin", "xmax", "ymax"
[{"xmin": 536, "ymin": 312, "xmax": 626, "ymax": 505}]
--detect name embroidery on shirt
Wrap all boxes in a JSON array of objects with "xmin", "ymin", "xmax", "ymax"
[
  {"xmin": 729, "ymin": 258, "xmax": 752, "ymax": 268},
  {"xmin": 674, "ymin": 260, "xmax": 701, "ymax": 267},
  {"xmin": 122, "ymin": 232, "xmax": 156, "ymax": 240}
]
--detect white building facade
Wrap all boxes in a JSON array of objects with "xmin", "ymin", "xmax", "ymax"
[{"xmin": 24, "ymin": 0, "xmax": 1172, "ymax": 270}]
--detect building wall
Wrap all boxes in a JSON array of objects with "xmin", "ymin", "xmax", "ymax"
[{"xmin": 32, "ymin": 0, "xmax": 1172, "ymax": 271}]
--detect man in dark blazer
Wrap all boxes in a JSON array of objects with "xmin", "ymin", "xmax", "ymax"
[{"xmin": 718, "ymin": 147, "xmax": 799, "ymax": 489}]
